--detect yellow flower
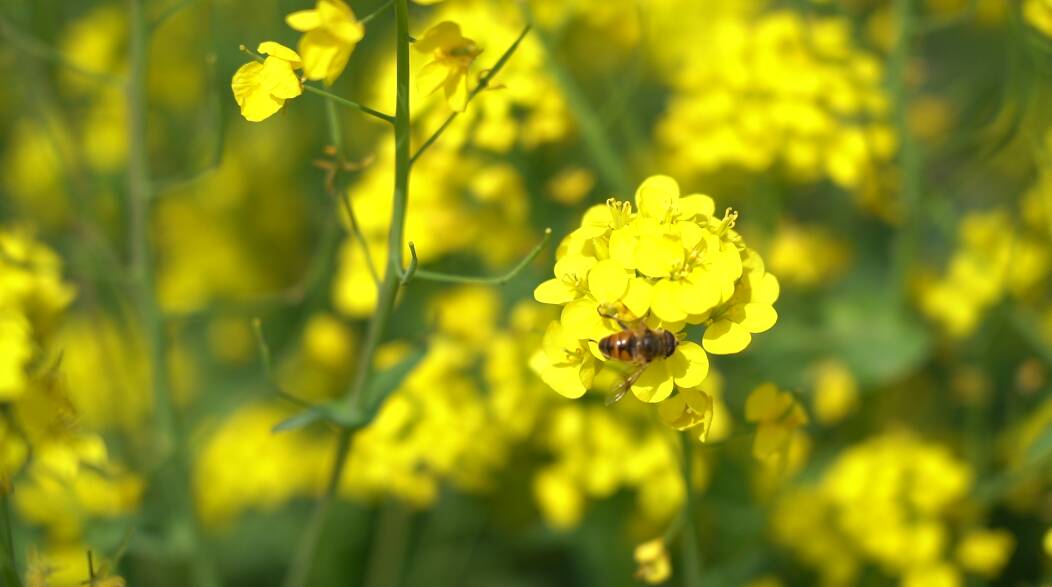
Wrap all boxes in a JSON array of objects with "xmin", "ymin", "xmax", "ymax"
[
  {"xmin": 745, "ymin": 383, "xmax": 808, "ymax": 464},
  {"xmin": 533, "ymin": 175, "xmax": 776, "ymax": 428},
  {"xmin": 414, "ymin": 21, "xmax": 482, "ymax": 112},
  {"xmin": 1025, "ymin": 0, "xmax": 1052, "ymax": 37},
  {"xmin": 955, "ymin": 529, "xmax": 1014, "ymax": 578},
  {"xmin": 657, "ymin": 386, "xmax": 714, "ymax": 440},
  {"xmin": 286, "ymin": 0, "xmax": 364, "ymax": 85},
  {"xmin": 231, "ymin": 42, "xmax": 304, "ymax": 122},
  {"xmin": 811, "ymin": 360, "xmax": 858, "ymax": 425},
  {"xmin": 529, "ymin": 321, "xmax": 596, "ymax": 399},
  {"xmin": 702, "ymin": 250, "xmax": 779, "ymax": 355},
  {"xmin": 634, "ymin": 538, "xmax": 672, "ymax": 584}
]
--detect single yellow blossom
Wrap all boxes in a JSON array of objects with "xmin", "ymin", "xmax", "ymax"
[
  {"xmin": 529, "ymin": 321, "xmax": 596, "ymax": 399},
  {"xmin": 812, "ymin": 360, "xmax": 859, "ymax": 425},
  {"xmin": 414, "ymin": 21, "xmax": 482, "ymax": 112},
  {"xmin": 634, "ymin": 538, "xmax": 672, "ymax": 584},
  {"xmin": 955, "ymin": 529, "xmax": 1014, "ymax": 578},
  {"xmin": 745, "ymin": 383, "xmax": 808, "ymax": 464},
  {"xmin": 1025, "ymin": 0, "xmax": 1052, "ymax": 37},
  {"xmin": 285, "ymin": 0, "xmax": 364, "ymax": 85},
  {"xmin": 231, "ymin": 42, "xmax": 303, "ymax": 122}
]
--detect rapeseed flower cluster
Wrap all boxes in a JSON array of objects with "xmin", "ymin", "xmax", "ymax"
[
  {"xmin": 773, "ymin": 432, "xmax": 1013, "ymax": 586},
  {"xmin": 0, "ymin": 229, "xmax": 140, "ymax": 585},
  {"xmin": 657, "ymin": 11, "xmax": 895, "ymax": 201},
  {"xmin": 916, "ymin": 177, "xmax": 1051, "ymax": 337},
  {"xmin": 532, "ymin": 175, "xmax": 779, "ymax": 438}
]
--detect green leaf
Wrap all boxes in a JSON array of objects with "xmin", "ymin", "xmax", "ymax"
[
  {"xmin": 1026, "ymin": 422, "xmax": 1052, "ymax": 466},
  {"xmin": 361, "ymin": 345, "xmax": 428, "ymax": 418},
  {"xmin": 272, "ymin": 344, "xmax": 427, "ymax": 433}
]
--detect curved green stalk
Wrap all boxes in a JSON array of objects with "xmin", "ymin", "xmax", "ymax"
[
  {"xmin": 680, "ymin": 433, "xmax": 702, "ymax": 586},
  {"xmin": 402, "ymin": 228, "xmax": 552, "ymax": 285},
  {"xmin": 283, "ymin": 2, "xmax": 413, "ymax": 586},
  {"xmin": 1, "ymin": 491, "xmax": 18, "ymax": 587}
]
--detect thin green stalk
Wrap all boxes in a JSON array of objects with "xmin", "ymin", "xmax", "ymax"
[
  {"xmin": 401, "ymin": 228, "xmax": 552, "ymax": 285},
  {"xmin": 529, "ymin": 17, "xmax": 632, "ymax": 195},
  {"xmin": 303, "ymin": 85, "xmax": 395, "ymax": 124},
  {"xmin": 680, "ymin": 433, "xmax": 702, "ymax": 586},
  {"xmin": 890, "ymin": 0, "xmax": 922, "ymax": 294},
  {"xmin": 325, "ymin": 99, "xmax": 381, "ymax": 288},
  {"xmin": 283, "ymin": 3, "xmax": 413, "ymax": 586},
  {"xmin": 127, "ymin": 1, "xmax": 217, "ymax": 585},
  {"xmin": 360, "ymin": 0, "xmax": 395, "ymax": 24},
  {"xmin": 410, "ymin": 24, "xmax": 532, "ymax": 165},
  {"xmin": 1, "ymin": 490, "xmax": 19, "ymax": 587},
  {"xmin": 362, "ymin": 502, "xmax": 412, "ymax": 587}
]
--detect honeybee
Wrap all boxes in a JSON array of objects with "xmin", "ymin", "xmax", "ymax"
[{"xmin": 597, "ymin": 308, "xmax": 679, "ymax": 405}]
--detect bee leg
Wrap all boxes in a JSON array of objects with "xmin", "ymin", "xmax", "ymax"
[
  {"xmin": 605, "ymin": 364, "xmax": 647, "ymax": 406},
  {"xmin": 596, "ymin": 306, "xmax": 631, "ymax": 331}
]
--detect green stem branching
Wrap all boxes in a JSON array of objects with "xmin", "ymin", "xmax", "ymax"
[
  {"xmin": 283, "ymin": 2, "xmax": 412, "ymax": 586},
  {"xmin": 410, "ymin": 24, "xmax": 533, "ymax": 165}
]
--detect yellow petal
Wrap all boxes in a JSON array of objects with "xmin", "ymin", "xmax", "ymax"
[
  {"xmin": 608, "ymin": 226, "xmax": 637, "ymax": 269},
  {"xmin": 540, "ymin": 363, "xmax": 589, "ymax": 399},
  {"xmin": 753, "ymin": 422, "xmax": 791, "ymax": 460},
  {"xmin": 286, "ymin": 9, "xmax": 322, "ymax": 31},
  {"xmin": 622, "ymin": 278, "xmax": 653, "ymax": 319},
  {"xmin": 635, "ymin": 234, "xmax": 682, "ymax": 278},
  {"xmin": 679, "ymin": 194, "xmax": 716, "ymax": 219},
  {"xmin": 414, "ymin": 21, "xmax": 462, "ymax": 53},
  {"xmin": 445, "ymin": 71, "xmax": 469, "ymax": 112},
  {"xmin": 678, "ymin": 271, "xmax": 721, "ymax": 316},
  {"xmin": 260, "ymin": 57, "xmax": 303, "ymax": 99},
  {"xmin": 669, "ymin": 341, "xmax": 708, "ymax": 388},
  {"xmin": 632, "ymin": 361, "xmax": 674, "ymax": 403},
  {"xmin": 241, "ymin": 91, "xmax": 284, "ymax": 122},
  {"xmin": 561, "ymin": 300, "xmax": 613, "ymax": 342},
  {"xmin": 298, "ymin": 31, "xmax": 340, "ymax": 82},
  {"xmin": 587, "ymin": 259, "xmax": 629, "ymax": 304},
  {"xmin": 635, "ymin": 175, "xmax": 680, "ymax": 219},
  {"xmin": 257, "ymin": 41, "xmax": 302, "ymax": 65},
  {"xmin": 417, "ymin": 60, "xmax": 449, "ymax": 95},
  {"xmin": 754, "ymin": 272, "xmax": 780, "ymax": 305},
  {"xmin": 534, "ymin": 279, "xmax": 579, "ymax": 305},
  {"xmin": 702, "ymin": 318, "xmax": 752, "ymax": 354},
  {"xmin": 740, "ymin": 302, "xmax": 777, "ymax": 333},
  {"xmin": 231, "ymin": 61, "xmax": 263, "ymax": 106},
  {"xmin": 650, "ymin": 279, "xmax": 687, "ymax": 323},
  {"xmin": 745, "ymin": 383, "xmax": 792, "ymax": 422}
]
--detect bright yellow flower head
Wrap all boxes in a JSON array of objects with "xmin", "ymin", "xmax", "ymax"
[
  {"xmin": 414, "ymin": 21, "xmax": 483, "ymax": 112},
  {"xmin": 745, "ymin": 383, "xmax": 808, "ymax": 465},
  {"xmin": 286, "ymin": 0, "xmax": 364, "ymax": 85},
  {"xmin": 634, "ymin": 538, "xmax": 672, "ymax": 584},
  {"xmin": 231, "ymin": 42, "xmax": 304, "ymax": 122},
  {"xmin": 532, "ymin": 175, "xmax": 778, "ymax": 439},
  {"xmin": 1025, "ymin": 0, "xmax": 1052, "ymax": 37}
]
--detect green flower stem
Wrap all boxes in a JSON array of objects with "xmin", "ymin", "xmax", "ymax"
[
  {"xmin": 680, "ymin": 433, "xmax": 702, "ymax": 586},
  {"xmin": 127, "ymin": 1, "xmax": 217, "ymax": 585},
  {"xmin": 529, "ymin": 16, "xmax": 632, "ymax": 195},
  {"xmin": 362, "ymin": 502, "xmax": 412, "ymax": 587},
  {"xmin": 325, "ymin": 99, "xmax": 381, "ymax": 288},
  {"xmin": 284, "ymin": 2, "xmax": 413, "ymax": 586},
  {"xmin": 1, "ymin": 490, "xmax": 19, "ymax": 587},
  {"xmin": 303, "ymin": 85, "xmax": 395, "ymax": 124},
  {"xmin": 360, "ymin": 0, "xmax": 396, "ymax": 24},
  {"xmin": 890, "ymin": 0, "xmax": 922, "ymax": 295},
  {"xmin": 0, "ymin": 14, "xmax": 125, "ymax": 85},
  {"xmin": 401, "ymin": 228, "xmax": 552, "ymax": 285},
  {"xmin": 410, "ymin": 24, "xmax": 533, "ymax": 166}
]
